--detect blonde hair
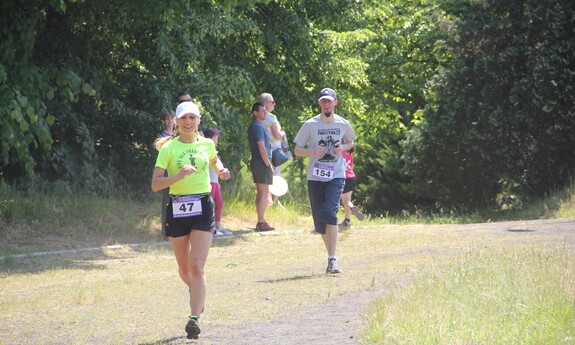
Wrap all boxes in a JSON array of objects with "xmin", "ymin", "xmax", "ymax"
[
  {"xmin": 153, "ymin": 127, "xmax": 202, "ymax": 151},
  {"xmin": 154, "ymin": 135, "xmax": 173, "ymax": 151}
]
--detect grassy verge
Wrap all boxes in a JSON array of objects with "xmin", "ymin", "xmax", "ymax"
[
  {"xmin": 1, "ymin": 174, "xmax": 574, "ymax": 256},
  {"xmin": 361, "ymin": 246, "xmax": 575, "ymax": 344}
]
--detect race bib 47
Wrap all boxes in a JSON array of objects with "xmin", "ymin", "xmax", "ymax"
[{"xmin": 172, "ymin": 195, "xmax": 203, "ymax": 218}]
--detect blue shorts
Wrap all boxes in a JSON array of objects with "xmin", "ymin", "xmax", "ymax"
[
  {"xmin": 308, "ymin": 178, "xmax": 345, "ymax": 234},
  {"xmin": 164, "ymin": 194, "xmax": 215, "ymax": 237}
]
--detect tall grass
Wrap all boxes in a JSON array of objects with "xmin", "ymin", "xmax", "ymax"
[
  {"xmin": 362, "ymin": 246, "xmax": 575, "ymax": 345},
  {"xmin": 492, "ymin": 182, "xmax": 575, "ymax": 221},
  {"xmin": 0, "ymin": 181, "xmax": 161, "ymax": 255},
  {"xmin": 1, "ymin": 171, "xmax": 574, "ymax": 256}
]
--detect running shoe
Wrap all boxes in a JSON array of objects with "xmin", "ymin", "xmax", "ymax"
[
  {"xmin": 338, "ymin": 219, "xmax": 351, "ymax": 229},
  {"xmin": 215, "ymin": 227, "xmax": 233, "ymax": 237},
  {"xmin": 185, "ymin": 316, "xmax": 201, "ymax": 339},
  {"xmin": 351, "ymin": 206, "xmax": 365, "ymax": 221},
  {"xmin": 255, "ymin": 221, "xmax": 275, "ymax": 232},
  {"xmin": 326, "ymin": 257, "xmax": 342, "ymax": 274}
]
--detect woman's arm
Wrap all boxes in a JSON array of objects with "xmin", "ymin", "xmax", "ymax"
[
  {"xmin": 210, "ymin": 156, "xmax": 230, "ymax": 180},
  {"xmin": 151, "ymin": 165, "xmax": 196, "ymax": 192}
]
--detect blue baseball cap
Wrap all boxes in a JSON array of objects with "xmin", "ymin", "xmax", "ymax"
[{"xmin": 318, "ymin": 88, "xmax": 337, "ymax": 101}]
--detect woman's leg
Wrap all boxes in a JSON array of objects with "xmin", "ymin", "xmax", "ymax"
[
  {"xmin": 211, "ymin": 182, "xmax": 223, "ymax": 227},
  {"xmin": 341, "ymin": 190, "xmax": 352, "ymax": 220},
  {"xmin": 169, "ymin": 230, "xmax": 213, "ymax": 316}
]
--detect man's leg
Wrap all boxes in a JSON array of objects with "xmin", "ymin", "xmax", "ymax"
[
  {"xmin": 321, "ymin": 224, "xmax": 338, "ymax": 257},
  {"xmin": 255, "ymin": 183, "xmax": 269, "ymax": 223}
]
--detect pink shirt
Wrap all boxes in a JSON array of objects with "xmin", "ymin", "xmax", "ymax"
[{"xmin": 342, "ymin": 151, "xmax": 356, "ymax": 179}]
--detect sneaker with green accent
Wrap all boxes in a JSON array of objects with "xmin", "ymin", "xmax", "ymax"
[
  {"xmin": 326, "ymin": 257, "xmax": 342, "ymax": 274},
  {"xmin": 185, "ymin": 316, "xmax": 201, "ymax": 339}
]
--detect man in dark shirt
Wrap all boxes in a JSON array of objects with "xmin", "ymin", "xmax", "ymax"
[{"xmin": 247, "ymin": 102, "xmax": 275, "ymax": 231}]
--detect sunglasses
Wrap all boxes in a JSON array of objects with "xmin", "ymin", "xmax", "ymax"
[{"xmin": 177, "ymin": 99, "xmax": 193, "ymax": 103}]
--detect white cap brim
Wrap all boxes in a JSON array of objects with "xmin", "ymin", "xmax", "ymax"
[{"xmin": 175, "ymin": 101, "xmax": 201, "ymax": 118}]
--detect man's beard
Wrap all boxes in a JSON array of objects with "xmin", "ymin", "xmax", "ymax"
[{"xmin": 324, "ymin": 111, "xmax": 332, "ymax": 117}]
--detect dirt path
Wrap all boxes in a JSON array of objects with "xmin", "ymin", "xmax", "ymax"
[
  {"xmin": 170, "ymin": 218, "xmax": 574, "ymax": 345},
  {"xmin": 200, "ymin": 287, "xmax": 390, "ymax": 345}
]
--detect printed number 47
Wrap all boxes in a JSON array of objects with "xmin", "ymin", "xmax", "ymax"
[{"xmin": 179, "ymin": 203, "xmax": 194, "ymax": 212}]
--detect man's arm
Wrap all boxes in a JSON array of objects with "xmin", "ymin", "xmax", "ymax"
[
  {"xmin": 270, "ymin": 123, "xmax": 285, "ymax": 140},
  {"xmin": 295, "ymin": 145, "xmax": 324, "ymax": 157},
  {"xmin": 257, "ymin": 140, "xmax": 272, "ymax": 167}
]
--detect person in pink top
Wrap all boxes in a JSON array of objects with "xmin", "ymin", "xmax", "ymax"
[{"xmin": 339, "ymin": 145, "xmax": 365, "ymax": 229}]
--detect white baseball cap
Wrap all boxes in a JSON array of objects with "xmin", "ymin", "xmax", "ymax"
[{"xmin": 175, "ymin": 101, "xmax": 201, "ymax": 118}]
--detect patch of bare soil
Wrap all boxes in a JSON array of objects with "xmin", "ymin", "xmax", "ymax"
[
  {"xmin": 172, "ymin": 218, "xmax": 574, "ymax": 345},
  {"xmin": 200, "ymin": 287, "xmax": 392, "ymax": 345}
]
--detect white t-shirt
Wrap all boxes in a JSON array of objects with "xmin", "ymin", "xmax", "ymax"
[
  {"xmin": 293, "ymin": 114, "xmax": 356, "ymax": 181},
  {"xmin": 262, "ymin": 112, "xmax": 282, "ymax": 150}
]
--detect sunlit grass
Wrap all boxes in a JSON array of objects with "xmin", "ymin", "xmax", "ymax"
[
  {"xmin": 1, "ymin": 174, "xmax": 574, "ymax": 256},
  {"xmin": 361, "ymin": 246, "xmax": 575, "ymax": 345}
]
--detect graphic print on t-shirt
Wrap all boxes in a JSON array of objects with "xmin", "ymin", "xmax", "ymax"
[
  {"xmin": 317, "ymin": 128, "xmax": 341, "ymax": 162},
  {"xmin": 189, "ymin": 154, "xmax": 196, "ymax": 168},
  {"xmin": 175, "ymin": 148, "xmax": 209, "ymax": 173}
]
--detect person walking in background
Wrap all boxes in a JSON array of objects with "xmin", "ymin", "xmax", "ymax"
[
  {"xmin": 151, "ymin": 101, "xmax": 230, "ymax": 340},
  {"xmin": 247, "ymin": 102, "xmax": 275, "ymax": 231},
  {"xmin": 204, "ymin": 128, "xmax": 233, "ymax": 237},
  {"xmin": 293, "ymin": 88, "xmax": 356, "ymax": 274},
  {"xmin": 338, "ymin": 144, "xmax": 365, "ymax": 229},
  {"xmin": 158, "ymin": 108, "xmax": 177, "ymax": 237},
  {"xmin": 259, "ymin": 92, "xmax": 288, "ymax": 207},
  {"xmin": 176, "ymin": 91, "xmax": 204, "ymax": 136}
]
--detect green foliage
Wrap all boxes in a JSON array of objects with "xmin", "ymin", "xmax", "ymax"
[
  {"xmin": 348, "ymin": 0, "xmax": 448, "ymax": 214},
  {"xmin": 402, "ymin": 0, "xmax": 575, "ymax": 210},
  {"xmin": 1, "ymin": 0, "xmax": 573, "ymax": 215},
  {"xmin": 0, "ymin": 0, "xmax": 366, "ymax": 196}
]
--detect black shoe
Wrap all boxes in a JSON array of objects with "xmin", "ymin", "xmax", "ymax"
[
  {"xmin": 338, "ymin": 219, "xmax": 351, "ymax": 229},
  {"xmin": 351, "ymin": 206, "xmax": 365, "ymax": 221},
  {"xmin": 185, "ymin": 316, "xmax": 201, "ymax": 339}
]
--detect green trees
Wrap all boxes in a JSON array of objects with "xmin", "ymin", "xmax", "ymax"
[
  {"xmin": 1, "ymin": 0, "xmax": 573, "ymax": 213},
  {"xmin": 402, "ymin": 0, "xmax": 575, "ymax": 210},
  {"xmin": 347, "ymin": 1, "xmax": 448, "ymax": 213},
  {"xmin": 1, "ymin": 0, "xmax": 265, "ymax": 193}
]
